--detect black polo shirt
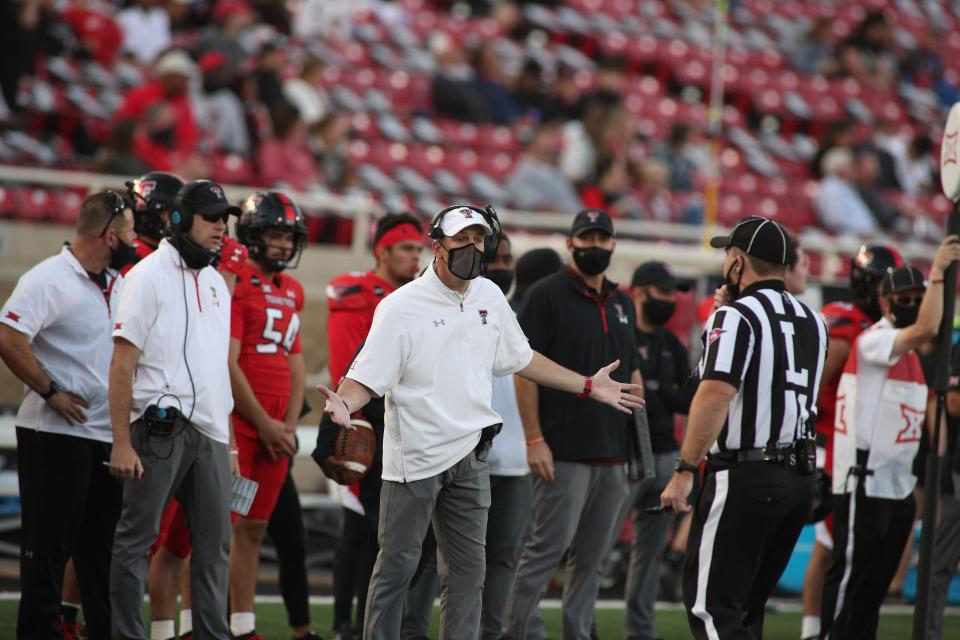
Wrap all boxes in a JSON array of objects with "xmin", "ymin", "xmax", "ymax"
[
  {"xmin": 636, "ymin": 326, "xmax": 695, "ymax": 454},
  {"xmin": 519, "ymin": 267, "xmax": 639, "ymax": 461}
]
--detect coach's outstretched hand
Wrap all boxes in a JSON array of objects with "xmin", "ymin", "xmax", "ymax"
[
  {"xmin": 591, "ymin": 360, "xmax": 645, "ymax": 415},
  {"xmin": 317, "ymin": 384, "xmax": 353, "ymax": 429}
]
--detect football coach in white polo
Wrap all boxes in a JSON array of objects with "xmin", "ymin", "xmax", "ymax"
[{"xmin": 318, "ymin": 205, "xmax": 645, "ymax": 640}]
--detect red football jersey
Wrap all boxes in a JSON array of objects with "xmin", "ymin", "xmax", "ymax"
[
  {"xmin": 326, "ymin": 271, "xmax": 396, "ymax": 387},
  {"xmin": 119, "ymin": 239, "xmax": 157, "ymax": 276},
  {"xmin": 231, "ymin": 262, "xmax": 305, "ymax": 397},
  {"xmin": 816, "ymin": 301, "xmax": 873, "ymax": 437}
]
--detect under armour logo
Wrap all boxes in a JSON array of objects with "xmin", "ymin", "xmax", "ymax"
[
  {"xmin": 210, "ymin": 287, "xmax": 220, "ymax": 307},
  {"xmin": 434, "ymin": 319, "xmax": 445, "ymax": 327}
]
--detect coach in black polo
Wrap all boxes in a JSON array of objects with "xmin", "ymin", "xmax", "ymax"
[
  {"xmin": 660, "ymin": 216, "xmax": 828, "ymax": 640},
  {"xmin": 503, "ymin": 209, "xmax": 640, "ymax": 639}
]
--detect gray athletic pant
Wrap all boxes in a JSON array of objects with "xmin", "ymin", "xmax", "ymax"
[
  {"xmin": 481, "ymin": 474, "xmax": 533, "ymax": 640},
  {"xmin": 364, "ymin": 451, "xmax": 491, "ymax": 640},
  {"xmin": 502, "ymin": 462, "xmax": 630, "ymax": 640},
  {"xmin": 927, "ymin": 473, "xmax": 960, "ymax": 640},
  {"xmin": 623, "ymin": 452, "xmax": 676, "ymax": 640},
  {"xmin": 110, "ymin": 421, "xmax": 232, "ymax": 640}
]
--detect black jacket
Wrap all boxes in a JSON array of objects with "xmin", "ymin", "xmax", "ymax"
[
  {"xmin": 518, "ymin": 267, "xmax": 639, "ymax": 461},
  {"xmin": 635, "ymin": 326, "xmax": 695, "ymax": 453}
]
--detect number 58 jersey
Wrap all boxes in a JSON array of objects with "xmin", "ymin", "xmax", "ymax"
[{"xmin": 231, "ymin": 262, "xmax": 305, "ymax": 397}]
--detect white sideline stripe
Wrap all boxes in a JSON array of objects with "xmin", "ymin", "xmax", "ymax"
[
  {"xmin": 0, "ymin": 592, "xmax": 949, "ymax": 615},
  {"xmin": 691, "ymin": 469, "xmax": 729, "ymax": 640}
]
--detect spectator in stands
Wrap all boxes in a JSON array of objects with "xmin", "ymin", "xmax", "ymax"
[
  {"xmin": 283, "ymin": 56, "xmax": 330, "ymax": 128},
  {"xmin": 857, "ymin": 120, "xmax": 903, "ymax": 190},
  {"xmin": 308, "ymin": 112, "xmax": 353, "ymax": 190},
  {"xmin": 631, "ymin": 159, "xmax": 675, "ymax": 222},
  {"xmin": 853, "ymin": 150, "xmax": 901, "ymax": 230},
  {"xmin": 194, "ymin": 52, "xmax": 251, "ymax": 155},
  {"xmin": 561, "ymin": 93, "xmax": 621, "ymax": 184},
  {"xmin": 116, "ymin": 0, "xmax": 172, "ymax": 65},
  {"xmin": 899, "ymin": 26, "xmax": 960, "ymax": 111},
  {"xmin": 117, "ymin": 49, "xmax": 200, "ymax": 162},
  {"xmin": 95, "ymin": 119, "xmax": 150, "ymax": 175},
  {"xmin": 653, "ymin": 122, "xmax": 700, "ymax": 193},
  {"xmin": 837, "ymin": 10, "xmax": 898, "ymax": 91},
  {"xmin": 133, "ymin": 101, "xmax": 208, "ymax": 176},
  {"xmin": 198, "ymin": 0, "xmax": 257, "ymax": 70},
  {"xmin": 505, "ymin": 120, "xmax": 582, "ymax": 212},
  {"xmin": 254, "ymin": 42, "xmax": 287, "ymax": 109},
  {"xmin": 580, "ymin": 154, "xmax": 633, "ymax": 215},
  {"xmin": 548, "ymin": 64, "xmax": 583, "ymax": 122},
  {"xmin": 511, "ymin": 58, "xmax": 559, "ymax": 121},
  {"xmin": 815, "ymin": 147, "xmax": 878, "ymax": 235},
  {"xmin": 469, "ymin": 41, "xmax": 521, "ymax": 125},
  {"xmin": 790, "ymin": 16, "xmax": 838, "ymax": 77},
  {"xmin": 60, "ymin": 0, "xmax": 123, "ymax": 67},
  {"xmin": 899, "ymin": 134, "xmax": 936, "ymax": 197},
  {"xmin": 258, "ymin": 100, "xmax": 323, "ymax": 191},
  {"xmin": 572, "ymin": 55, "xmax": 627, "ymax": 118},
  {"xmin": 811, "ymin": 121, "xmax": 853, "ymax": 180},
  {"xmin": 430, "ymin": 32, "xmax": 487, "ymax": 122}
]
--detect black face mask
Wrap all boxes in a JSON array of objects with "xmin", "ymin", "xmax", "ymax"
[
  {"xmin": 109, "ymin": 239, "xmax": 140, "ymax": 271},
  {"xmin": 889, "ymin": 301, "xmax": 920, "ymax": 329},
  {"xmin": 445, "ymin": 243, "xmax": 485, "ymax": 280},
  {"xmin": 171, "ymin": 234, "xmax": 217, "ymax": 269},
  {"xmin": 484, "ymin": 269, "xmax": 514, "ymax": 294},
  {"xmin": 643, "ymin": 297, "xmax": 676, "ymax": 326},
  {"xmin": 722, "ymin": 259, "xmax": 743, "ymax": 300},
  {"xmin": 860, "ymin": 296, "xmax": 883, "ymax": 322},
  {"xmin": 572, "ymin": 247, "xmax": 612, "ymax": 276},
  {"xmin": 149, "ymin": 126, "xmax": 176, "ymax": 149}
]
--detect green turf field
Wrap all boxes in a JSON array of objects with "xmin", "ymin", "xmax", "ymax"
[{"xmin": 1, "ymin": 601, "xmax": 954, "ymax": 639}]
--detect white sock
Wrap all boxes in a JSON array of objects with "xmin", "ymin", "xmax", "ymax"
[
  {"xmin": 150, "ymin": 620, "xmax": 175, "ymax": 640},
  {"xmin": 801, "ymin": 615, "xmax": 820, "ymax": 639},
  {"xmin": 230, "ymin": 612, "xmax": 256, "ymax": 636},
  {"xmin": 179, "ymin": 609, "xmax": 192, "ymax": 635}
]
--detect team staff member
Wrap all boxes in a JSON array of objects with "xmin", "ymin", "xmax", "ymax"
[
  {"xmin": 798, "ymin": 243, "xmax": 904, "ymax": 640},
  {"xmin": 822, "ymin": 242, "xmax": 960, "ymax": 639},
  {"xmin": 503, "ymin": 209, "xmax": 641, "ymax": 640},
  {"xmin": 661, "ymin": 216, "xmax": 828, "ymax": 640},
  {"xmin": 318, "ymin": 212, "xmax": 427, "ymax": 639},
  {"xmin": 227, "ymin": 192, "xmax": 309, "ymax": 639},
  {"xmin": 623, "ymin": 261, "xmax": 694, "ymax": 640},
  {"xmin": 318, "ymin": 205, "xmax": 644, "ymax": 640},
  {"xmin": 108, "ymin": 179, "xmax": 238, "ymax": 639},
  {"xmin": 0, "ymin": 192, "xmax": 134, "ymax": 639}
]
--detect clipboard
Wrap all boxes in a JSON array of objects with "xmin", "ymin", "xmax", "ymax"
[
  {"xmin": 230, "ymin": 475, "xmax": 259, "ymax": 516},
  {"xmin": 628, "ymin": 408, "xmax": 656, "ymax": 482}
]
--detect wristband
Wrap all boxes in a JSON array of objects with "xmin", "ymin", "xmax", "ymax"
[
  {"xmin": 229, "ymin": 448, "xmax": 239, "ymax": 455},
  {"xmin": 578, "ymin": 376, "xmax": 593, "ymax": 399},
  {"xmin": 674, "ymin": 457, "xmax": 699, "ymax": 474},
  {"xmin": 526, "ymin": 436, "xmax": 545, "ymax": 447},
  {"xmin": 930, "ymin": 278, "xmax": 945, "ymax": 285},
  {"xmin": 343, "ymin": 399, "xmax": 350, "ymax": 412}
]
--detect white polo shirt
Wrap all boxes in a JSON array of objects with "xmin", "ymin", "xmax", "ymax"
[
  {"xmin": 347, "ymin": 262, "xmax": 534, "ymax": 482},
  {"xmin": 113, "ymin": 239, "xmax": 233, "ymax": 444},
  {"xmin": 0, "ymin": 246, "xmax": 121, "ymax": 442}
]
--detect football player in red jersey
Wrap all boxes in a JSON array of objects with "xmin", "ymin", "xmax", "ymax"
[
  {"xmin": 227, "ymin": 191, "xmax": 309, "ymax": 640},
  {"xmin": 319, "ymin": 213, "xmax": 423, "ymax": 639},
  {"xmin": 122, "ymin": 172, "xmax": 184, "ymax": 274},
  {"xmin": 798, "ymin": 243, "xmax": 904, "ymax": 640}
]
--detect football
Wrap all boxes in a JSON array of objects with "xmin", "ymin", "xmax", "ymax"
[{"xmin": 333, "ymin": 418, "xmax": 377, "ymax": 484}]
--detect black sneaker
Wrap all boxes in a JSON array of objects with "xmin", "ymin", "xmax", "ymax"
[{"xmin": 293, "ymin": 632, "xmax": 323, "ymax": 640}]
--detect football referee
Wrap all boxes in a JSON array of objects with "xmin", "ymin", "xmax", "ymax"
[{"xmin": 661, "ymin": 216, "xmax": 828, "ymax": 640}]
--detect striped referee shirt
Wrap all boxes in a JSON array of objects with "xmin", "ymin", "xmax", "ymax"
[{"xmin": 699, "ymin": 280, "xmax": 828, "ymax": 453}]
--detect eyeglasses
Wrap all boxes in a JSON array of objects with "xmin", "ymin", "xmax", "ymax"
[
  {"xmin": 891, "ymin": 294, "xmax": 923, "ymax": 307},
  {"xmin": 199, "ymin": 211, "xmax": 230, "ymax": 224},
  {"xmin": 98, "ymin": 191, "xmax": 128, "ymax": 238}
]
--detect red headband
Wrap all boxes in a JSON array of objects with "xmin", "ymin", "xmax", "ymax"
[{"xmin": 374, "ymin": 223, "xmax": 421, "ymax": 257}]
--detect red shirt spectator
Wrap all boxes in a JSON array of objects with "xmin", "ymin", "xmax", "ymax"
[
  {"xmin": 257, "ymin": 101, "xmax": 322, "ymax": 191},
  {"xmin": 59, "ymin": 2, "xmax": 122, "ymax": 67}
]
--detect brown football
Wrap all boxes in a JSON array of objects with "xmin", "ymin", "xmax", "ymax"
[{"xmin": 333, "ymin": 418, "xmax": 376, "ymax": 484}]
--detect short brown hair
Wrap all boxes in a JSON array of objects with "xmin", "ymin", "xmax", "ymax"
[
  {"xmin": 76, "ymin": 191, "xmax": 125, "ymax": 236},
  {"xmin": 732, "ymin": 247, "xmax": 787, "ymax": 278}
]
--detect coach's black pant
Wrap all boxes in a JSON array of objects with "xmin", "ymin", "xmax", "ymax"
[
  {"xmin": 16, "ymin": 427, "xmax": 121, "ymax": 640},
  {"xmin": 820, "ymin": 477, "xmax": 915, "ymax": 640},
  {"xmin": 683, "ymin": 460, "xmax": 814, "ymax": 640}
]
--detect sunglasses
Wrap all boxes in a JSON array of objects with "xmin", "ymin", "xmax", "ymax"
[
  {"xmin": 199, "ymin": 211, "xmax": 230, "ymax": 224},
  {"xmin": 98, "ymin": 191, "xmax": 128, "ymax": 238},
  {"xmin": 891, "ymin": 294, "xmax": 923, "ymax": 307}
]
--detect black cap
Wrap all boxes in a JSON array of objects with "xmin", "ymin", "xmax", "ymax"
[
  {"xmin": 882, "ymin": 266, "xmax": 926, "ymax": 295},
  {"xmin": 181, "ymin": 180, "xmax": 241, "ymax": 218},
  {"xmin": 516, "ymin": 248, "xmax": 563, "ymax": 288},
  {"xmin": 631, "ymin": 261, "xmax": 691, "ymax": 292},
  {"xmin": 709, "ymin": 216, "xmax": 790, "ymax": 266},
  {"xmin": 571, "ymin": 209, "xmax": 615, "ymax": 237}
]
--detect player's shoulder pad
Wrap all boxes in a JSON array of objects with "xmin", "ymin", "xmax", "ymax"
[{"xmin": 327, "ymin": 272, "xmax": 384, "ymax": 310}]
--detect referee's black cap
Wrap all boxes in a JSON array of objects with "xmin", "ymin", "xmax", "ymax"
[
  {"xmin": 709, "ymin": 216, "xmax": 790, "ymax": 266},
  {"xmin": 882, "ymin": 265, "xmax": 926, "ymax": 295}
]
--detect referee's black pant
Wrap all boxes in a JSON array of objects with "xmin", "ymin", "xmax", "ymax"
[
  {"xmin": 683, "ymin": 460, "xmax": 814, "ymax": 640},
  {"xmin": 16, "ymin": 428, "xmax": 121, "ymax": 640},
  {"xmin": 820, "ymin": 475, "xmax": 915, "ymax": 640}
]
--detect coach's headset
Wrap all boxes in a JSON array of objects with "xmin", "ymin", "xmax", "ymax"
[
  {"xmin": 169, "ymin": 180, "xmax": 223, "ymax": 269},
  {"xmin": 428, "ymin": 204, "xmax": 503, "ymax": 263}
]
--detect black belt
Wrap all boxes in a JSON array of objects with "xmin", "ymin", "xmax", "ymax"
[{"xmin": 709, "ymin": 444, "xmax": 797, "ymax": 467}]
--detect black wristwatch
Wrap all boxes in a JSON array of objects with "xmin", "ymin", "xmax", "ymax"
[
  {"xmin": 40, "ymin": 380, "xmax": 60, "ymax": 400},
  {"xmin": 674, "ymin": 456, "xmax": 699, "ymax": 474}
]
